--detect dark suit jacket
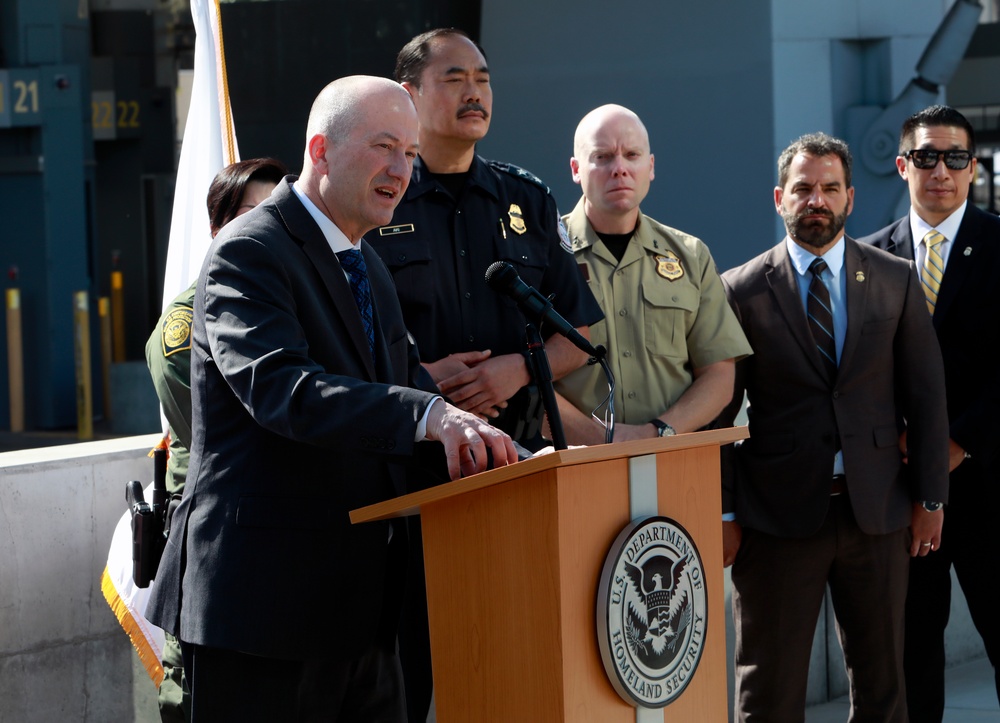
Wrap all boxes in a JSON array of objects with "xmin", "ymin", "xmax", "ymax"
[
  {"xmin": 858, "ymin": 205, "xmax": 1000, "ymax": 473},
  {"xmin": 147, "ymin": 178, "xmax": 440, "ymax": 661},
  {"xmin": 718, "ymin": 237, "xmax": 949, "ymax": 538}
]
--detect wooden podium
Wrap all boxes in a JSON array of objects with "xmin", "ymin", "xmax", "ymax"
[{"xmin": 352, "ymin": 427, "xmax": 747, "ymax": 722}]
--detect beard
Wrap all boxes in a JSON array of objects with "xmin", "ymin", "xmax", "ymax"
[{"xmin": 782, "ymin": 206, "xmax": 847, "ymax": 249}]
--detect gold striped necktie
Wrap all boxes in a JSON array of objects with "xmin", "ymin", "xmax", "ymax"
[{"xmin": 921, "ymin": 230, "xmax": 945, "ymax": 315}]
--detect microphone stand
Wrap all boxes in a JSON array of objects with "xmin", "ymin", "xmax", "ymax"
[
  {"xmin": 488, "ymin": 261, "xmax": 613, "ymax": 448},
  {"xmin": 524, "ymin": 323, "xmax": 567, "ymax": 450}
]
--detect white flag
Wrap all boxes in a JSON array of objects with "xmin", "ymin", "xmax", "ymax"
[
  {"xmin": 159, "ymin": 0, "xmax": 239, "ymax": 310},
  {"xmin": 101, "ymin": 487, "xmax": 166, "ymax": 686}
]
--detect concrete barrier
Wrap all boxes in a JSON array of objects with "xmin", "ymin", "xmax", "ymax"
[{"xmin": 1, "ymin": 435, "xmax": 161, "ymax": 723}]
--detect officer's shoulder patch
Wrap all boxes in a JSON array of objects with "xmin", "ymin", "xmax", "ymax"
[
  {"xmin": 557, "ymin": 213, "xmax": 573, "ymax": 254},
  {"xmin": 486, "ymin": 160, "xmax": 551, "ymax": 194},
  {"xmin": 161, "ymin": 305, "xmax": 193, "ymax": 357}
]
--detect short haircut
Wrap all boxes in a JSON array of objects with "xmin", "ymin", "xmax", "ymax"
[
  {"xmin": 394, "ymin": 28, "xmax": 487, "ymax": 87},
  {"xmin": 777, "ymin": 132, "xmax": 853, "ymax": 189},
  {"xmin": 898, "ymin": 104, "xmax": 976, "ymax": 154},
  {"xmin": 206, "ymin": 157, "xmax": 288, "ymax": 234}
]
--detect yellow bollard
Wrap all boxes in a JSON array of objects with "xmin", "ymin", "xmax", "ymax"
[
  {"xmin": 111, "ymin": 270, "xmax": 125, "ymax": 362},
  {"xmin": 99, "ymin": 297, "xmax": 112, "ymax": 422},
  {"xmin": 6, "ymin": 288, "xmax": 24, "ymax": 432},
  {"xmin": 74, "ymin": 291, "xmax": 93, "ymax": 440}
]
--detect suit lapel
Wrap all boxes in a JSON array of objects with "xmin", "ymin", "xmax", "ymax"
[
  {"xmin": 934, "ymin": 207, "xmax": 983, "ymax": 331},
  {"xmin": 274, "ymin": 181, "xmax": 378, "ymax": 381},
  {"xmin": 886, "ymin": 218, "xmax": 915, "ymax": 259},
  {"xmin": 765, "ymin": 244, "xmax": 832, "ymax": 383},
  {"xmin": 839, "ymin": 239, "xmax": 868, "ymax": 373}
]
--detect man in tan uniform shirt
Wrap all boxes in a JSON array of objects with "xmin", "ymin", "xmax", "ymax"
[{"xmin": 555, "ymin": 104, "xmax": 751, "ymax": 443}]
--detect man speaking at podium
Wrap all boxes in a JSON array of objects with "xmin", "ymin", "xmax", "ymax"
[{"xmin": 147, "ymin": 76, "xmax": 516, "ymax": 721}]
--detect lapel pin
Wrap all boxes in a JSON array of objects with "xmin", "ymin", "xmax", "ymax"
[
  {"xmin": 855, "ymin": 271, "xmax": 865, "ymax": 282},
  {"xmin": 964, "ymin": 246, "xmax": 972, "ymax": 256}
]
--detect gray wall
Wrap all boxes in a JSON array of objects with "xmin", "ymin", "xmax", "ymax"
[
  {"xmin": 478, "ymin": 0, "xmax": 955, "ymax": 273},
  {"xmin": 479, "ymin": 0, "xmax": 776, "ymax": 273}
]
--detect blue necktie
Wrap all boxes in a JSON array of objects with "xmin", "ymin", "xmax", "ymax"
[
  {"xmin": 336, "ymin": 248, "xmax": 375, "ymax": 363},
  {"xmin": 807, "ymin": 258, "xmax": 837, "ymax": 381}
]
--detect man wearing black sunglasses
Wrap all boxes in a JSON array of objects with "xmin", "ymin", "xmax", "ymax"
[{"xmin": 860, "ymin": 104, "xmax": 1000, "ymax": 721}]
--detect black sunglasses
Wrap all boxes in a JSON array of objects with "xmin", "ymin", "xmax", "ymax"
[{"xmin": 903, "ymin": 149, "xmax": 973, "ymax": 170}]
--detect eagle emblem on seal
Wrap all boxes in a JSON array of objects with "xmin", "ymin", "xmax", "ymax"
[{"xmin": 623, "ymin": 553, "xmax": 692, "ymax": 665}]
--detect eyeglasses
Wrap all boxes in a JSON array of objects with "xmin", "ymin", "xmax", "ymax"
[{"xmin": 903, "ymin": 149, "xmax": 973, "ymax": 170}]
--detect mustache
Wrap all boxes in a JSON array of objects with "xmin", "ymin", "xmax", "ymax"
[
  {"xmin": 457, "ymin": 102, "xmax": 489, "ymax": 120},
  {"xmin": 798, "ymin": 207, "xmax": 833, "ymax": 220}
]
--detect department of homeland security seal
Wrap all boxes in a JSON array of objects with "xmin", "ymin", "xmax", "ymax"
[{"xmin": 597, "ymin": 516, "xmax": 707, "ymax": 708}]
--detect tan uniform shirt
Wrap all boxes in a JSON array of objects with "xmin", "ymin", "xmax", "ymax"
[{"xmin": 556, "ymin": 197, "xmax": 751, "ymax": 424}]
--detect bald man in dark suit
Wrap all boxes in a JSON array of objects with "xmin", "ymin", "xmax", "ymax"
[
  {"xmin": 718, "ymin": 133, "xmax": 949, "ymax": 722},
  {"xmin": 147, "ymin": 76, "xmax": 516, "ymax": 722}
]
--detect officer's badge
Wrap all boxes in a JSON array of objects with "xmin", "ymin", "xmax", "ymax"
[
  {"xmin": 508, "ymin": 204, "xmax": 527, "ymax": 235},
  {"xmin": 161, "ymin": 306, "xmax": 193, "ymax": 357},
  {"xmin": 855, "ymin": 271, "xmax": 865, "ymax": 283},
  {"xmin": 654, "ymin": 252, "xmax": 684, "ymax": 281}
]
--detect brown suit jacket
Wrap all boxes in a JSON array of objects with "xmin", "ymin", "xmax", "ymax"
[{"xmin": 718, "ymin": 237, "xmax": 949, "ymax": 538}]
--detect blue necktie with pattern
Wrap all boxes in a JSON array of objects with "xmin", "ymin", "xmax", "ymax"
[
  {"xmin": 807, "ymin": 257, "xmax": 837, "ymax": 381},
  {"xmin": 336, "ymin": 248, "xmax": 375, "ymax": 363}
]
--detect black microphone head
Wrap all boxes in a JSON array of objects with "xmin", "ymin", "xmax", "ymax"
[{"xmin": 485, "ymin": 260, "xmax": 518, "ymax": 291}]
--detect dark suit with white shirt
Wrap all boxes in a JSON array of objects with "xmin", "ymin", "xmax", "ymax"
[
  {"xmin": 147, "ymin": 178, "xmax": 442, "ymax": 720},
  {"xmin": 860, "ymin": 203, "xmax": 1000, "ymax": 719}
]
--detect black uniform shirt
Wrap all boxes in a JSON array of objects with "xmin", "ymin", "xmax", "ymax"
[
  {"xmin": 370, "ymin": 154, "xmax": 601, "ymax": 360},
  {"xmin": 369, "ymin": 154, "xmax": 603, "ymax": 439}
]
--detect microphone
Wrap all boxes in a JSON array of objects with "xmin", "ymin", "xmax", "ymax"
[{"xmin": 485, "ymin": 261, "xmax": 599, "ymax": 356}]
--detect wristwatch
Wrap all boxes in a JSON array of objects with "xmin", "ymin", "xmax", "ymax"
[
  {"xmin": 921, "ymin": 500, "xmax": 944, "ymax": 512},
  {"xmin": 649, "ymin": 419, "xmax": 676, "ymax": 437}
]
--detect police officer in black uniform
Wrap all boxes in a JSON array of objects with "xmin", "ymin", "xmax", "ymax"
[
  {"xmin": 367, "ymin": 28, "xmax": 603, "ymax": 722},
  {"xmin": 370, "ymin": 28, "xmax": 602, "ymax": 447}
]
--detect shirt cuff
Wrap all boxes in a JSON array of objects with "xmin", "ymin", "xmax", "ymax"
[
  {"xmin": 721, "ymin": 512, "xmax": 736, "ymax": 522},
  {"xmin": 416, "ymin": 396, "xmax": 443, "ymax": 441}
]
